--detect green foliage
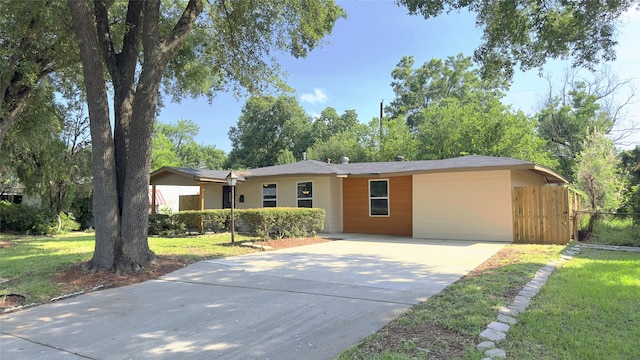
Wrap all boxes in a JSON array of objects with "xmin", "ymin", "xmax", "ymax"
[
  {"xmin": 575, "ymin": 130, "xmax": 625, "ymax": 212},
  {"xmin": 305, "ymin": 126, "xmax": 369, "ymax": 163},
  {"xmin": 415, "ymin": 97, "xmax": 555, "ymax": 166},
  {"xmin": 152, "ymin": 119, "xmax": 226, "ymax": 170},
  {"xmin": 148, "ymin": 213, "xmax": 186, "ymax": 236},
  {"xmin": 365, "ymin": 117, "xmax": 418, "ymax": 161},
  {"xmin": 147, "ymin": 208, "xmax": 325, "ymax": 240},
  {"xmin": 620, "ymin": 146, "xmax": 640, "ymax": 217},
  {"xmin": 0, "ymin": 201, "xmax": 53, "ymax": 235},
  {"xmin": 396, "ymin": 0, "xmax": 636, "ymax": 79},
  {"xmin": 1, "ymin": 80, "xmax": 92, "ymax": 217},
  {"xmin": 227, "ymin": 95, "xmax": 313, "ymax": 168},
  {"xmin": 386, "ymin": 54, "xmax": 508, "ymax": 130},
  {"xmin": 587, "ymin": 215, "xmax": 640, "ymax": 246},
  {"xmin": 162, "ymin": 1, "xmax": 346, "ymax": 100},
  {"xmin": 537, "ymin": 85, "xmax": 613, "ymax": 180},
  {"xmin": 276, "ymin": 149, "xmax": 297, "ymax": 165},
  {"xmin": 0, "ymin": 0, "xmax": 79, "ymax": 147},
  {"xmin": 311, "ymin": 107, "xmax": 360, "ymax": 143},
  {"xmin": 238, "ymin": 208, "xmax": 325, "ymax": 240}
]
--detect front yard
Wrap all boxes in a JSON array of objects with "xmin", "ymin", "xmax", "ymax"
[
  {"xmin": 0, "ymin": 232, "xmax": 326, "ymax": 309},
  {"xmin": 2, "ymin": 232, "xmax": 638, "ymax": 360},
  {"xmin": 338, "ymin": 245, "xmax": 640, "ymax": 359}
]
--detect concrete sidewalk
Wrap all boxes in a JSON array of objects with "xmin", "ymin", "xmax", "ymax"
[{"xmin": 0, "ymin": 235, "xmax": 505, "ymax": 360}]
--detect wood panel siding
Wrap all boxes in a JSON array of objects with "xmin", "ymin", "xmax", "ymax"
[{"xmin": 343, "ymin": 176, "xmax": 412, "ymax": 236}]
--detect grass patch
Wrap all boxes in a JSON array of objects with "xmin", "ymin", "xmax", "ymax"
[
  {"xmin": 337, "ymin": 244, "xmax": 564, "ymax": 360},
  {"xmin": 589, "ymin": 217, "xmax": 640, "ymax": 247},
  {"xmin": 504, "ymin": 249, "xmax": 640, "ymax": 360},
  {"xmin": 0, "ymin": 232, "xmax": 258, "ymax": 304}
]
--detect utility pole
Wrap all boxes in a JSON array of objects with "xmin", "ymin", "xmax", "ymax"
[{"xmin": 379, "ymin": 100, "xmax": 383, "ymax": 150}]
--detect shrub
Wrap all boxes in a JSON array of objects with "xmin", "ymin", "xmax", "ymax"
[
  {"xmin": 148, "ymin": 213, "xmax": 186, "ymax": 235},
  {"xmin": 148, "ymin": 208, "xmax": 325, "ymax": 240},
  {"xmin": 237, "ymin": 208, "xmax": 325, "ymax": 240},
  {"xmin": 0, "ymin": 201, "xmax": 55, "ymax": 235}
]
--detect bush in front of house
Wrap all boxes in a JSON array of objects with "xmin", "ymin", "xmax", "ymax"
[
  {"xmin": 147, "ymin": 208, "xmax": 325, "ymax": 240},
  {"xmin": 237, "ymin": 207, "xmax": 325, "ymax": 240}
]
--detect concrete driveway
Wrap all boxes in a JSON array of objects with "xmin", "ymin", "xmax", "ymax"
[{"xmin": 0, "ymin": 234, "xmax": 505, "ymax": 360}]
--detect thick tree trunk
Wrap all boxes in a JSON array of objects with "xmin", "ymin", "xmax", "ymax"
[
  {"xmin": 69, "ymin": 0, "xmax": 202, "ymax": 273},
  {"xmin": 68, "ymin": 0, "xmax": 120, "ymax": 271}
]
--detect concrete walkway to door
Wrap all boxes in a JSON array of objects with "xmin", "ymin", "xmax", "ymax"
[{"xmin": 0, "ymin": 234, "xmax": 506, "ymax": 360}]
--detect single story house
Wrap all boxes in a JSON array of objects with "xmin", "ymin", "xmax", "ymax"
[{"xmin": 150, "ymin": 155, "xmax": 568, "ymax": 242}]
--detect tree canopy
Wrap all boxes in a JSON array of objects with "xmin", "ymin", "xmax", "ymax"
[
  {"xmin": 397, "ymin": 0, "xmax": 639, "ymax": 79},
  {"xmin": 386, "ymin": 54, "xmax": 508, "ymax": 130},
  {"xmin": 152, "ymin": 119, "xmax": 226, "ymax": 170},
  {"xmin": 227, "ymin": 95, "xmax": 313, "ymax": 168},
  {"xmin": 0, "ymin": 1, "xmax": 78, "ymax": 148}
]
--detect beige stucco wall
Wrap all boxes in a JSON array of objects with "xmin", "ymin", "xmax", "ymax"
[
  {"xmin": 511, "ymin": 170, "xmax": 547, "ymax": 187},
  {"xmin": 202, "ymin": 175, "xmax": 343, "ymax": 233},
  {"xmin": 412, "ymin": 170, "xmax": 513, "ymax": 242}
]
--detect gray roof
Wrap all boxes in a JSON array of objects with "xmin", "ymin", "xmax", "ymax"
[{"xmin": 150, "ymin": 155, "xmax": 567, "ymax": 184}]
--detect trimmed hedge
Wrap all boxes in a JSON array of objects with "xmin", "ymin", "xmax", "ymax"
[
  {"xmin": 238, "ymin": 208, "xmax": 325, "ymax": 240},
  {"xmin": 148, "ymin": 208, "xmax": 325, "ymax": 240}
]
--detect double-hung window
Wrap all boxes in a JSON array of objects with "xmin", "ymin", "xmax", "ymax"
[
  {"xmin": 262, "ymin": 183, "xmax": 277, "ymax": 207},
  {"xmin": 369, "ymin": 179, "xmax": 389, "ymax": 216},
  {"xmin": 297, "ymin": 181, "xmax": 313, "ymax": 208}
]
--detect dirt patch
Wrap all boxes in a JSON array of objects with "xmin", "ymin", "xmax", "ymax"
[
  {"xmin": 253, "ymin": 236, "xmax": 331, "ymax": 250},
  {"xmin": 0, "ymin": 240, "xmax": 13, "ymax": 249},
  {"xmin": 0, "ymin": 294, "xmax": 25, "ymax": 308}
]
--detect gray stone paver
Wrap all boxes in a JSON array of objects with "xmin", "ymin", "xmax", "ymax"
[
  {"xmin": 496, "ymin": 314, "xmax": 517, "ymax": 325},
  {"xmin": 488, "ymin": 321, "xmax": 510, "ymax": 333},
  {"xmin": 479, "ymin": 328, "xmax": 507, "ymax": 343},
  {"xmin": 485, "ymin": 348, "xmax": 507, "ymax": 358},
  {"xmin": 476, "ymin": 341, "xmax": 495, "ymax": 351}
]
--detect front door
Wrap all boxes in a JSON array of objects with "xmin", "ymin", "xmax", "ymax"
[{"xmin": 222, "ymin": 186, "xmax": 231, "ymax": 209}]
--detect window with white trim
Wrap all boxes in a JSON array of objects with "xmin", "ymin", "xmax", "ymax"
[
  {"xmin": 262, "ymin": 183, "xmax": 277, "ymax": 207},
  {"xmin": 297, "ymin": 181, "xmax": 313, "ymax": 208},
  {"xmin": 369, "ymin": 179, "xmax": 389, "ymax": 216}
]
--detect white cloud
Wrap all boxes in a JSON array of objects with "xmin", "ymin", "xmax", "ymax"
[{"xmin": 300, "ymin": 88, "xmax": 328, "ymax": 105}]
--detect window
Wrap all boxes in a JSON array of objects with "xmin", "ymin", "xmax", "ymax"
[
  {"xmin": 369, "ymin": 179, "xmax": 389, "ymax": 216},
  {"xmin": 262, "ymin": 183, "xmax": 277, "ymax": 207},
  {"xmin": 297, "ymin": 181, "xmax": 313, "ymax": 208}
]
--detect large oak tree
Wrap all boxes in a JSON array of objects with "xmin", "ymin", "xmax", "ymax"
[{"xmin": 68, "ymin": 0, "xmax": 345, "ymax": 272}]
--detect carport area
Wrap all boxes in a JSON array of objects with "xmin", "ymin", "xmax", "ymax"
[{"xmin": 0, "ymin": 235, "xmax": 505, "ymax": 360}]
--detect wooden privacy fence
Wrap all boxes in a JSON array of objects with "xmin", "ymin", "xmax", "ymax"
[
  {"xmin": 512, "ymin": 186, "xmax": 579, "ymax": 244},
  {"xmin": 179, "ymin": 194, "xmax": 200, "ymax": 211}
]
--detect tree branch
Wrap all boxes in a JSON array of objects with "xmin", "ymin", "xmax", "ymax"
[{"xmin": 160, "ymin": 0, "xmax": 203, "ymax": 60}]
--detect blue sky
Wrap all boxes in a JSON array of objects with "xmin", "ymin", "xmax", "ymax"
[{"xmin": 158, "ymin": 1, "xmax": 640, "ymax": 153}]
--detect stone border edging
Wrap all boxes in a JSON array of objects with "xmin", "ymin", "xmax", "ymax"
[
  {"xmin": 475, "ymin": 244, "xmax": 583, "ymax": 359},
  {"xmin": 475, "ymin": 242, "xmax": 639, "ymax": 359}
]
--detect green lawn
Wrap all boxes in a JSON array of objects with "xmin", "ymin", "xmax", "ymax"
[
  {"xmin": 504, "ymin": 248, "xmax": 640, "ymax": 360},
  {"xmin": 0, "ymin": 232, "xmax": 259, "ymax": 304}
]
